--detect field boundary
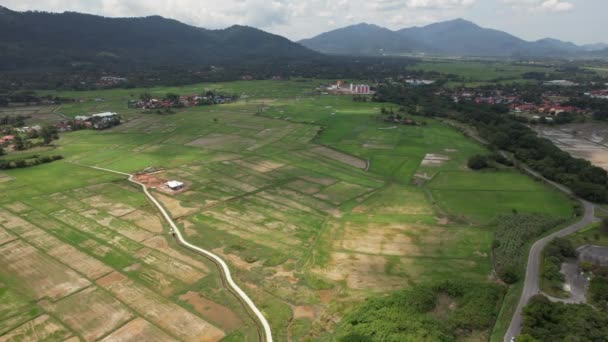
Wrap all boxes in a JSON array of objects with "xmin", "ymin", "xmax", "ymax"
[{"xmin": 66, "ymin": 161, "xmax": 273, "ymax": 342}]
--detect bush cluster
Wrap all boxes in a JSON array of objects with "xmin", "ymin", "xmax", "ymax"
[{"xmin": 0, "ymin": 155, "xmax": 63, "ymax": 169}]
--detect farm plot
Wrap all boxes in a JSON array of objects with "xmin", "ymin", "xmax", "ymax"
[
  {"xmin": 0, "ymin": 240, "xmax": 90, "ymax": 300},
  {"xmin": 41, "ymin": 286, "xmax": 133, "ymax": 342},
  {"xmin": 0, "ymin": 315, "xmax": 72, "ymax": 341},
  {"xmin": 97, "ymin": 272, "xmax": 225, "ymax": 341},
  {"xmin": 100, "ymin": 318, "xmax": 177, "ymax": 342}
]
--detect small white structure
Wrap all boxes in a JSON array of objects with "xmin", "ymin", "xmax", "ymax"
[
  {"xmin": 166, "ymin": 180, "xmax": 184, "ymax": 191},
  {"xmin": 91, "ymin": 112, "xmax": 117, "ymax": 118},
  {"xmin": 544, "ymin": 80, "xmax": 578, "ymax": 87}
]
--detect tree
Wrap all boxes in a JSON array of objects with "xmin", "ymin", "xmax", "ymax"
[
  {"xmin": 0, "ymin": 146, "xmax": 4, "ymax": 156},
  {"xmin": 166, "ymin": 93, "xmax": 180, "ymax": 104},
  {"xmin": 468, "ymin": 155, "xmax": 488, "ymax": 170},
  {"xmin": 40, "ymin": 125, "xmax": 58, "ymax": 145},
  {"xmin": 601, "ymin": 217, "xmax": 608, "ymax": 235},
  {"xmin": 13, "ymin": 135, "xmax": 25, "ymax": 151},
  {"xmin": 140, "ymin": 93, "xmax": 152, "ymax": 101}
]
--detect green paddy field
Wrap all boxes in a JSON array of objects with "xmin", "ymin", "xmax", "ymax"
[{"xmin": 0, "ymin": 79, "xmax": 575, "ymax": 341}]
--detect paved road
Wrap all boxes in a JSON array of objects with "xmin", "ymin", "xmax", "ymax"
[
  {"xmin": 69, "ymin": 162, "xmax": 274, "ymax": 342},
  {"xmin": 503, "ymin": 163, "xmax": 597, "ymax": 341}
]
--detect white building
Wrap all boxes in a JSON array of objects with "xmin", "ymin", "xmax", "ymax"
[
  {"xmin": 166, "ymin": 181, "xmax": 185, "ymax": 191},
  {"xmin": 349, "ymin": 84, "xmax": 371, "ymax": 94},
  {"xmin": 544, "ymin": 80, "xmax": 578, "ymax": 87},
  {"xmin": 91, "ymin": 112, "xmax": 117, "ymax": 119},
  {"xmin": 406, "ymin": 79, "xmax": 435, "ymax": 86}
]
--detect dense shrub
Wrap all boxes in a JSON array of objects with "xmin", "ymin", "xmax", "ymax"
[
  {"xmin": 467, "ymin": 154, "xmax": 488, "ymax": 170},
  {"xmin": 493, "ymin": 214, "xmax": 565, "ymax": 283},
  {"xmin": 589, "ymin": 276, "xmax": 608, "ymax": 311},
  {"xmin": 0, "ymin": 155, "xmax": 63, "ymax": 170},
  {"xmin": 522, "ymin": 295, "xmax": 608, "ymax": 341},
  {"xmin": 335, "ymin": 280, "xmax": 504, "ymax": 341}
]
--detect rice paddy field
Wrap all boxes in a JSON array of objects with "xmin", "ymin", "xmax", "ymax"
[{"xmin": 0, "ymin": 79, "xmax": 575, "ymax": 341}]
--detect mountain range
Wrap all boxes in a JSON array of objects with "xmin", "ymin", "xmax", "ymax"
[
  {"xmin": 0, "ymin": 6, "xmax": 318, "ymax": 71},
  {"xmin": 0, "ymin": 5, "xmax": 606, "ymax": 72},
  {"xmin": 299, "ymin": 19, "xmax": 608, "ymax": 58}
]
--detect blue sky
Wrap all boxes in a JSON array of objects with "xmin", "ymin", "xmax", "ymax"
[{"xmin": 0, "ymin": 0, "xmax": 604, "ymax": 44}]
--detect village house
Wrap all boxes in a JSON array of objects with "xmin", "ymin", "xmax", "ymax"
[
  {"xmin": 0, "ymin": 135, "xmax": 14, "ymax": 146},
  {"xmin": 323, "ymin": 81, "xmax": 375, "ymax": 95},
  {"xmin": 97, "ymin": 76, "xmax": 128, "ymax": 86},
  {"xmin": 587, "ymin": 90, "xmax": 608, "ymax": 100},
  {"xmin": 544, "ymin": 80, "xmax": 578, "ymax": 87},
  {"xmin": 166, "ymin": 180, "xmax": 185, "ymax": 191},
  {"xmin": 405, "ymin": 79, "xmax": 435, "ymax": 86}
]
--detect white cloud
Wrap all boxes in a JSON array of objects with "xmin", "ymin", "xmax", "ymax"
[
  {"xmin": 503, "ymin": 0, "xmax": 574, "ymax": 12},
  {"xmin": 374, "ymin": 0, "xmax": 475, "ymax": 11},
  {"xmin": 538, "ymin": 0, "xmax": 574, "ymax": 12}
]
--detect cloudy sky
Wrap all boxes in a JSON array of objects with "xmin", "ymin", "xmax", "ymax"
[{"xmin": 0, "ymin": 0, "xmax": 604, "ymax": 44}]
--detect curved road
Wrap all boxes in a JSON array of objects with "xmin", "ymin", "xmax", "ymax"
[
  {"xmin": 503, "ymin": 163, "xmax": 597, "ymax": 341},
  {"xmin": 70, "ymin": 162, "xmax": 274, "ymax": 342}
]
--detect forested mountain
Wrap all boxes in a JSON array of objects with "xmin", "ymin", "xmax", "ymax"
[
  {"xmin": 0, "ymin": 6, "xmax": 319, "ymax": 71},
  {"xmin": 300, "ymin": 18, "xmax": 602, "ymax": 58},
  {"xmin": 297, "ymin": 23, "xmax": 431, "ymax": 56}
]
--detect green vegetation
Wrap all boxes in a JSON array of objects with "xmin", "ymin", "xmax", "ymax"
[
  {"xmin": 0, "ymin": 79, "xmax": 577, "ymax": 340},
  {"xmin": 335, "ymin": 280, "xmax": 504, "ymax": 341},
  {"xmin": 0, "ymin": 154, "xmax": 63, "ymax": 169},
  {"xmin": 540, "ymin": 238, "xmax": 576, "ymax": 296},
  {"xmin": 521, "ymin": 295, "xmax": 608, "ymax": 341},
  {"xmin": 467, "ymin": 154, "xmax": 489, "ymax": 170},
  {"xmin": 492, "ymin": 215, "xmax": 566, "ymax": 283}
]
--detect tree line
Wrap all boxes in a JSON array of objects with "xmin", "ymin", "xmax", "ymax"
[{"xmin": 0, "ymin": 154, "xmax": 63, "ymax": 170}]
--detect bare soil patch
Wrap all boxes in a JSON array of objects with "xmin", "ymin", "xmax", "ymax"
[
  {"xmin": 81, "ymin": 209, "xmax": 154, "ymax": 242},
  {"xmin": 0, "ymin": 240, "xmax": 90, "ymax": 300},
  {"xmin": 0, "ymin": 315, "xmax": 71, "ymax": 341},
  {"xmin": 42, "ymin": 286, "xmax": 133, "ymax": 341},
  {"xmin": 81, "ymin": 195, "xmax": 135, "ymax": 217},
  {"xmin": 187, "ymin": 134, "xmax": 255, "ymax": 150},
  {"xmin": 123, "ymin": 210, "xmax": 164, "ymax": 233},
  {"xmin": 100, "ymin": 318, "xmax": 177, "ymax": 342},
  {"xmin": 338, "ymin": 223, "xmax": 419, "ymax": 256},
  {"xmin": 142, "ymin": 236, "xmax": 209, "ymax": 272},
  {"xmin": 286, "ymin": 179, "xmax": 322, "ymax": 195},
  {"xmin": 134, "ymin": 247, "xmax": 206, "ymax": 284},
  {"xmin": 179, "ymin": 291, "xmax": 243, "ymax": 330},
  {"xmin": 3, "ymin": 202, "xmax": 30, "ymax": 213},
  {"xmin": 421, "ymin": 153, "xmax": 450, "ymax": 166},
  {"xmin": 231, "ymin": 159, "xmax": 274, "ymax": 173},
  {"xmin": 293, "ymin": 305, "xmax": 315, "ymax": 320},
  {"xmin": 0, "ymin": 227, "xmax": 16, "ymax": 246},
  {"xmin": 97, "ymin": 272, "xmax": 225, "ymax": 341},
  {"xmin": 311, "ymin": 146, "xmax": 367, "ymax": 169},
  {"xmin": 46, "ymin": 243, "xmax": 113, "ymax": 280},
  {"xmin": 132, "ymin": 173, "xmax": 166, "ymax": 189},
  {"xmin": 313, "ymin": 252, "xmax": 408, "ymax": 290},
  {"xmin": 155, "ymin": 192, "xmax": 200, "ymax": 218}
]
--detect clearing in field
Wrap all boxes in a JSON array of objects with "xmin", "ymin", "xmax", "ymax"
[{"xmin": 310, "ymin": 146, "xmax": 367, "ymax": 169}]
